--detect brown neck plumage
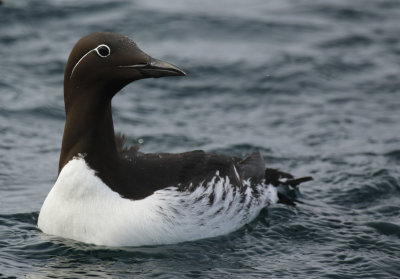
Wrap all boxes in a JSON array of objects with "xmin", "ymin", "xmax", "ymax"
[{"xmin": 58, "ymin": 83, "xmax": 119, "ymax": 175}]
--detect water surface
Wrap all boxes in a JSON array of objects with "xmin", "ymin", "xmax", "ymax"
[{"xmin": 1, "ymin": 0, "xmax": 400, "ymax": 278}]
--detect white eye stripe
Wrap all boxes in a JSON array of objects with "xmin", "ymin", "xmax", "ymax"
[
  {"xmin": 70, "ymin": 49, "xmax": 95, "ymax": 78},
  {"xmin": 70, "ymin": 44, "xmax": 111, "ymax": 79}
]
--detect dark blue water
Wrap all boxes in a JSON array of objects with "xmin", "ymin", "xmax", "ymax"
[{"xmin": 1, "ymin": 0, "xmax": 400, "ymax": 278}]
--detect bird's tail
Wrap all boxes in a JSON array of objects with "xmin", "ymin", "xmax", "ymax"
[{"xmin": 264, "ymin": 168, "xmax": 313, "ymax": 206}]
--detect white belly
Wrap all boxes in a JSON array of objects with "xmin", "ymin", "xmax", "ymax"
[{"xmin": 38, "ymin": 157, "xmax": 278, "ymax": 247}]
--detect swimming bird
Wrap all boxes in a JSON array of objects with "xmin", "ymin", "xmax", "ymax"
[{"xmin": 38, "ymin": 32, "xmax": 312, "ymax": 246}]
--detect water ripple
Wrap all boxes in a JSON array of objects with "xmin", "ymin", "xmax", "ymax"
[{"xmin": 1, "ymin": 0, "xmax": 400, "ymax": 278}]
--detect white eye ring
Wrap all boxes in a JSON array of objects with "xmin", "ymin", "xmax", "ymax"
[
  {"xmin": 95, "ymin": 44, "xmax": 111, "ymax": 58},
  {"xmin": 70, "ymin": 44, "xmax": 111, "ymax": 78}
]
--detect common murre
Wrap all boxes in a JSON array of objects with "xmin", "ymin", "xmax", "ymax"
[{"xmin": 37, "ymin": 32, "xmax": 312, "ymax": 246}]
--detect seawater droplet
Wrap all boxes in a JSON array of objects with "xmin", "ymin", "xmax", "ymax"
[{"xmin": 138, "ymin": 138, "xmax": 144, "ymax": 144}]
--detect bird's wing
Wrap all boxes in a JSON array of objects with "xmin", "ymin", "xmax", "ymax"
[{"xmin": 115, "ymin": 134, "xmax": 312, "ymax": 204}]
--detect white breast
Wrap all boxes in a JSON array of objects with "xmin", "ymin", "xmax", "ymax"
[{"xmin": 38, "ymin": 157, "xmax": 278, "ymax": 247}]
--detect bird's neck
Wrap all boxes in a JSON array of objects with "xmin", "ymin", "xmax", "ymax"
[{"xmin": 58, "ymin": 88, "xmax": 118, "ymax": 175}]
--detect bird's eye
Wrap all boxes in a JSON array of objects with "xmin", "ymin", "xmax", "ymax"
[{"xmin": 95, "ymin": 44, "xmax": 110, "ymax": 58}]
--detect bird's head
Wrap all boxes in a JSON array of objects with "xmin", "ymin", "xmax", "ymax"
[{"xmin": 64, "ymin": 32, "xmax": 185, "ymax": 110}]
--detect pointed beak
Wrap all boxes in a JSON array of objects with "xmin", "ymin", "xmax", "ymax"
[{"xmin": 137, "ymin": 57, "xmax": 186, "ymax": 78}]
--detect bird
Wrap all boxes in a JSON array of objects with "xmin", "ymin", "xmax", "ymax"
[{"xmin": 37, "ymin": 32, "xmax": 312, "ymax": 247}]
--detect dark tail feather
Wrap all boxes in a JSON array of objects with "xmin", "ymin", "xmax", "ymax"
[
  {"xmin": 265, "ymin": 168, "xmax": 313, "ymax": 206},
  {"xmin": 284, "ymin": 176, "xmax": 313, "ymax": 188},
  {"xmin": 265, "ymin": 168, "xmax": 313, "ymax": 188},
  {"xmin": 277, "ymin": 192, "xmax": 297, "ymax": 206},
  {"xmin": 264, "ymin": 168, "xmax": 292, "ymax": 186}
]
